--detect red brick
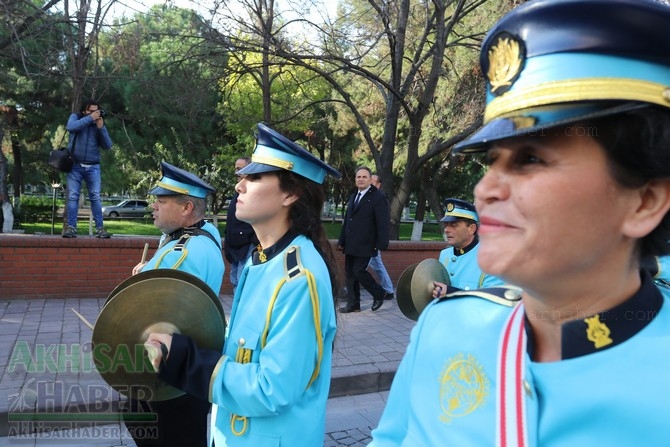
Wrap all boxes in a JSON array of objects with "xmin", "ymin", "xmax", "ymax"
[{"xmin": 0, "ymin": 235, "xmax": 447, "ymax": 300}]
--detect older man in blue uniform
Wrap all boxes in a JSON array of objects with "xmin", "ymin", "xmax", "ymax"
[
  {"xmin": 438, "ymin": 198, "xmax": 503, "ymax": 291},
  {"xmin": 370, "ymin": 1, "xmax": 670, "ymax": 446},
  {"xmin": 124, "ymin": 161, "xmax": 224, "ymax": 447}
]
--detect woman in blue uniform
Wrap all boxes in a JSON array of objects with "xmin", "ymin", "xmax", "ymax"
[
  {"xmin": 144, "ymin": 123, "xmax": 341, "ymax": 446},
  {"xmin": 371, "ymin": 1, "xmax": 670, "ymax": 446}
]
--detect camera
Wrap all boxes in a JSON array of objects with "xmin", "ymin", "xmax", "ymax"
[{"xmin": 99, "ymin": 109, "xmax": 107, "ymax": 118}]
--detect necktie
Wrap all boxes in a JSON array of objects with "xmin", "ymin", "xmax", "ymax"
[{"xmin": 354, "ymin": 192, "xmax": 361, "ymax": 206}]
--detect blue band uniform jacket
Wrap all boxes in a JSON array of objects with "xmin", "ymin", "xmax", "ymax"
[
  {"xmin": 158, "ymin": 232, "xmax": 336, "ymax": 447},
  {"xmin": 438, "ymin": 238, "xmax": 504, "ymax": 291},
  {"xmin": 369, "ymin": 272, "xmax": 670, "ymax": 446},
  {"xmin": 140, "ymin": 220, "xmax": 224, "ymax": 295}
]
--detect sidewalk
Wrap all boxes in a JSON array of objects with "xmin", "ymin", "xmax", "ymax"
[{"xmin": 0, "ymin": 292, "xmax": 414, "ymax": 443}]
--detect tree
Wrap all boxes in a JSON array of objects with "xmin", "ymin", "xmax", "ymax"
[
  {"xmin": 205, "ymin": 0, "xmax": 515, "ymax": 238},
  {"xmin": 212, "ymin": 0, "xmax": 353, "ymax": 208},
  {"xmin": 0, "ymin": 0, "xmax": 73, "ymax": 230},
  {"xmin": 98, "ymin": 5, "xmax": 232, "ymax": 209},
  {"xmin": 2, "ymin": 1, "xmax": 235, "ymax": 217}
]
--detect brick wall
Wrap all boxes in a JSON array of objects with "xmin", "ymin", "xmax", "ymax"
[{"xmin": 0, "ymin": 235, "xmax": 447, "ymax": 300}]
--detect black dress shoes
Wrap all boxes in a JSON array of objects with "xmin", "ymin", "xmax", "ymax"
[
  {"xmin": 339, "ymin": 306, "xmax": 361, "ymax": 313},
  {"xmin": 371, "ymin": 299, "xmax": 384, "ymax": 311},
  {"xmin": 384, "ymin": 292, "xmax": 394, "ymax": 300}
]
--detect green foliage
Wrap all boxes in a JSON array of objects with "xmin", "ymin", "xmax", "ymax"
[
  {"xmin": 3, "ymin": 3, "xmax": 234, "ymax": 208},
  {"xmin": 0, "ymin": 3, "xmax": 73, "ymax": 190},
  {"xmin": 439, "ymin": 155, "xmax": 487, "ymax": 201},
  {"xmin": 2, "ymin": 0, "xmax": 514, "ymax": 241},
  {"xmin": 217, "ymin": 51, "xmax": 335, "ymax": 140},
  {"xmin": 94, "ymin": 5, "xmax": 231, "ymax": 195},
  {"xmin": 17, "ymin": 196, "xmax": 55, "ymax": 222}
]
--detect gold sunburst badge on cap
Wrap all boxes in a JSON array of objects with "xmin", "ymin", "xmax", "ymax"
[
  {"xmin": 487, "ymin": 32, "xmax": 525, "ymax": 96},
  {"xmin": 446, "ymin": 202, "xmax": 455, "ymax": 212}
]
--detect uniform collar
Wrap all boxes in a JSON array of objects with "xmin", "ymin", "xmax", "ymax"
[
  {"xmin": 453, "ymin": 235, "xmax": 479, "ymax": 256},
  {"xmin": 160, "ymin": 219, "xmax": 207, "ymax": 248},
  {"xmin": 252, "ymin": 229, "xmax": 298, "ymax": 264},
  {"xmin": 525, "ymin": 271, "xmax": 663, "ymax": 360}
]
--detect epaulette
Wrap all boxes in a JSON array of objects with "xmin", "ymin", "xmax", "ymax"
[
  {"xmin": 438, "ymin": 285, "xmax": 522, "ymax": 307},
  {"xmin": 284, "ymin": 246, "xmax": 305, "ymax": 281},
  {"xmin": 165, "ymin": 226, "xmax": 222, "ymax": 250}
]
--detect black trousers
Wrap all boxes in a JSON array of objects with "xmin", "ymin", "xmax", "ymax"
[
  {"xmin": 122, "ymin": 393, "xmax": 210, "ymax": 447},
  {"xmin": 344, "ymin": 254, "xmax": 386, "ymax": 308}
]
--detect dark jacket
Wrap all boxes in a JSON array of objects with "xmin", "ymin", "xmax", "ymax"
[
  {"xmin": 66, "ymin": 113, "xmax": 113, "ymax": 164},
  {"xmin": 224, "ymin": 192, "xmax": 258, "ymax": 263},
  {"xmin": 338, "ymin": 185, "xmax": 390, "ymax": 257}
]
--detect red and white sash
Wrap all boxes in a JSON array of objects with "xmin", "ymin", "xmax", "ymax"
[{"xmin": 496, "ymin": 303, "xmax": 528, "ymax": 447}]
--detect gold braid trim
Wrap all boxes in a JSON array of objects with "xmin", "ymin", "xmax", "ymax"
[
  {"xmin": 208, "ymin": 356, "xmax": 227, "ymax": 403},
  {"xmin": 485, "ymin": 78, "xmax": 670, "ymax": 123},
  {"xmin": 152, "ymin": 234, "xmax": 190, "ymax": 270},
  {"xmin": 229, "ymin": 246, "xmax": 325, "ymax": 437},
  {"xmin": 155, "ymin": 181, "xmax": 190, "ymax": 195},
  {"xmin": 229, "ymin": 346, "xmax": 254, "ymax": 436},
  {"xmin": 252, "ymin": 154, "xmax": 294, "ymax": 170}
]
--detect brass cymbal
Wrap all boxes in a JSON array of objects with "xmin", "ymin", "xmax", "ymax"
[
  {"xmin": 396, "ymin": 263, "xmax": 418, "ymax": 320},
  {"xmin": 396, "ymin": 258, "xmax": 449, "ymax": 321},
  {"xmin": 105, "ymin": 268, "xmax": 222, "ymax": 313},
  {"xmin": 92, "ymin": 269, "xmax": 226, "ymax": 401}
]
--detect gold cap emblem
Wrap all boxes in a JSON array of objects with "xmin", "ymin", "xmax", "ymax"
[
  {"xmin": 487, "ymin": 32, "xmax": 525, "ymax": 96},
  {"xmin": 446, "ymin": 202, "xmax": 455, "ymax": 212}
]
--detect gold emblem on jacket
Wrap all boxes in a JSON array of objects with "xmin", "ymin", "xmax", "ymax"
[
  {"xmin": 584, "ymin": 314, "xmax": 613, "ymax": 348},
  {"xmin": 439, "ymin": 353, "xmax": 490, "ymax": 423}
]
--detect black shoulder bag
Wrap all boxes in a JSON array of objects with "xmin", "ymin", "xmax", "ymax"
[{"xmin": 49, "ymin": 133, "xmax": 76, "ymax": 172}]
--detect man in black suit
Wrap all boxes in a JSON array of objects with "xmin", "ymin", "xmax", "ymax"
[{"xmin": 337, "ymin": 166, "xmax": 390, "ymax": 312}]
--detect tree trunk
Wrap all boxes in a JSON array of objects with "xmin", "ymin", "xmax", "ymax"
[
  {"xmin": 11, "ymin": 134, "xmax": 21, "ymax": 202},
  {"xmin": 0, "ymin": 126, "xmax": 14, "ymax": 233}
]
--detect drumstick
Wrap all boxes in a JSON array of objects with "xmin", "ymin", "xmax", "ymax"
[
  {"xmin": 141, "ymin": 243, "xmax": 149, "ymax": 263},
  {"xmin": 71, "ymin": 308, "xmax": 94, "ymax": 330}
]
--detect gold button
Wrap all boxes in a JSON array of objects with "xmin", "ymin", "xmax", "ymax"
[
  {"xmin": 504, "ymin": 289, "xmax": 521, "ymax": 300},
  {"xmin": 238, "ymin": 338, "xmax": 246, "ymax": 346},
  {"xmin": 523, "ymin": 380, "xmax": 533, "ymax": 397},
  {"xmin": 663, "ymin": 88, "xmax": 670, "ymax": 103}
]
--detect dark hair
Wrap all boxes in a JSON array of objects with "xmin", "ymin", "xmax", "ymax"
[
  {"xmin": 80, "ymin": 99, "xmax": 100, "ymax": 113},
  {"xmin": 277, "ymin": 170, "xmax": 342, "ymax": 310},
  {"xmin": 464, "ymin": 219, "xmax": 478, "ymax": 230},
  {"xmin": 355, "ymin": 166, "xmax": 372, "ymax": 176},
  {"xmin": 584, "ymin": 105, "xmax": 670, "ymax": 258}
]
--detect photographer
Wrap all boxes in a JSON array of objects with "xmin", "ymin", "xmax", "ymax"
[{"xmin": 63, "ymin": 99, "xmax": 113, "ymax": 238}]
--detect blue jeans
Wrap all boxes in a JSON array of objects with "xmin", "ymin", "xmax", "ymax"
[
  {"xmin": 368, "ymin": 251, "xmax": 393, "ymax": 293},
  {"xmin": 66, "ymin": 163, "xmax": 104, "ymax": 229}
]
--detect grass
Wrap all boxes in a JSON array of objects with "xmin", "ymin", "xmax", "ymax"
[
  {"xmin": 22, "ymin": 219, "xmax": 446, "ymax": 241},
  {"xmin": 23, "ymin": 219, "xmax": 161, "ymax": 236}
]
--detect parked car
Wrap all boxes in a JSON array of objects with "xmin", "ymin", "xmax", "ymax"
[{"xmin": 101, "ymin": 199, "xmax": 150, "ymax": 218}]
